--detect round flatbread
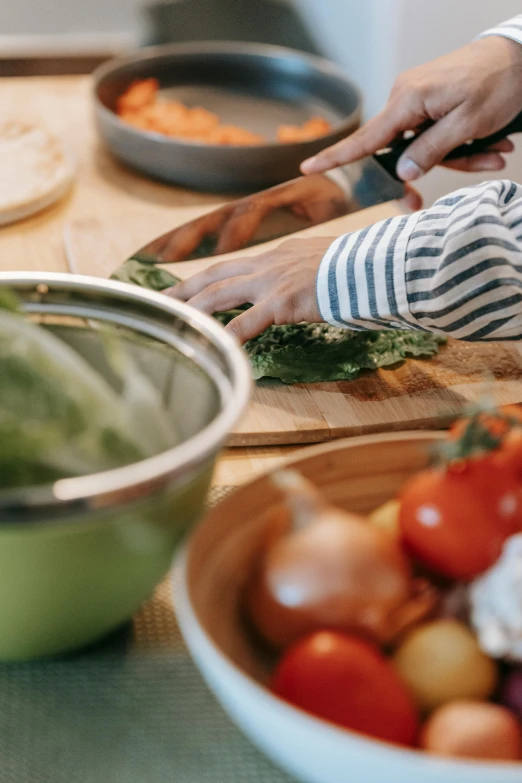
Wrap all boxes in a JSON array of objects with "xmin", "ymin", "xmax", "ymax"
[{"xmin": 0, "ymin": 120, "xmax": 74, "ymax": 226}]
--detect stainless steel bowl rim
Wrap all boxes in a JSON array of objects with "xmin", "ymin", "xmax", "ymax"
[
  {"xmin": 0, "ymin": 272, "xmax": 251, "ymax": 518},
  {"xmin": 92, "ymin": 40, "xmax": 362, "ymax": 151}
]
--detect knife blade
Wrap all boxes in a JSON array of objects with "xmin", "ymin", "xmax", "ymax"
[{"xmin": 130, "ymin": 110, "xmax": 522, "ymax": 265}]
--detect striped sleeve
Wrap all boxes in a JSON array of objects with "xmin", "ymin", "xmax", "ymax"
[
  {"xmin": 478, "ymin": 15, "xmax": 522, "ymax": 46},
  {"xmin": 316, "ymin": 180, "xmax": 522, "ymax": 341}
]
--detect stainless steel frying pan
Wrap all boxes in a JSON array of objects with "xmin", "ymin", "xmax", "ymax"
[{"xmin": 93, "ymin": 41, "xmax": 362, "ymax": 192}]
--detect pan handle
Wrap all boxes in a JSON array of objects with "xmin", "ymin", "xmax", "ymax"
[{"xmin": 375, "ymin": 110, "xmax": 522, "ymax": 180}]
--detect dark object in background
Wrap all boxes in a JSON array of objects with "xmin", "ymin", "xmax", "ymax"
[{"xmin": 143, "ymin": 0, "xmax": 322, "ymax": 54}]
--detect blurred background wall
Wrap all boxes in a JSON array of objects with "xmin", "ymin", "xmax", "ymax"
[{"xmin": 1, "ymin": 0, "xmax": 521, "ymax": 205}]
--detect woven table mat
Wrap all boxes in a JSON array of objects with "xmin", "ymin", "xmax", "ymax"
[{"xmin": 0, "ymin": 486, "xmax": 295, "ymax": 783}]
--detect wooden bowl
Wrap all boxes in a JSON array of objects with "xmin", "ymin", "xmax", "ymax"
[{"xmin": 174, "ymin": 433, "xmax": 521, "ymax": 783}]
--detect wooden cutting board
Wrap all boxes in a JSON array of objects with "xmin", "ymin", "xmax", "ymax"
[{"xmin": 64, "ymin": 203, "xmax": 522, "ymax": 446}]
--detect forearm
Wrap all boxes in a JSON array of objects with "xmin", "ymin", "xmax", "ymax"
[{"xmin": 317, "ymin": 181, "xmax": 522, "ymax": 341}]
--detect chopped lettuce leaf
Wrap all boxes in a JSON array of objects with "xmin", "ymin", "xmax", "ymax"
[
  {"xmin": 111, "ymin": 259, "xmax": 177, "ymax": 291},
  {"xmin": 246, "ymin": 324, "xmax": 444, "ymax": 383},
  {"xmin": 111, "ymin": 258, "xmax": 446, "ymax": 385}
]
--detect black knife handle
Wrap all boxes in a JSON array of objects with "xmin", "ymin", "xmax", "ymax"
[{"xmin": 375, "ymin": 110, "xmax": 522, "ymax": 180}]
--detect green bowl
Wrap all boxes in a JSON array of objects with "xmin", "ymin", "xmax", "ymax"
[{"xmin": 0, "ymin": 272, "xmax": 251, "ymax": 660}]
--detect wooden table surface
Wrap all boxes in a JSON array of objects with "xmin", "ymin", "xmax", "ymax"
[{"xmin": 0, "ymin": 74, "xmax": 305, "ymax": 486}]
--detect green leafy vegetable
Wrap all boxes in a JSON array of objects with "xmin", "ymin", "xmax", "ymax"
[
  {"xmin": 0, "ymin": 291, "xmax": 177, "ymax": 490},
  {"xmin": 245, "ymin": 324, "xmax": 444, "ymax": 384},
  {"xmin": 111, "ymin": 259, "xmax": 177, "ymax": 291},
  {"xmin": 111, "ymin": 259, "xmax": 446, "ymax": 385}
]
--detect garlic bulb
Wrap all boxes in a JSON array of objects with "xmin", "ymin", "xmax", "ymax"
[{"xmin": 470, "ymin": 533, "xmax": 522, "ymax": 661}]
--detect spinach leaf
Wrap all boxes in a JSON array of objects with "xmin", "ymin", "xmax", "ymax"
[{"xmin": 111, "ymin": 259, "xmax": 446, "ymax": 385}]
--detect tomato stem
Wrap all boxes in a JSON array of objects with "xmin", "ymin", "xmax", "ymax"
[{"xmin": 435, "ymin": 405, "xmax": 522, "ymax": 466}]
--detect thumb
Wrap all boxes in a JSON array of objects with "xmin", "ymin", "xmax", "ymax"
[{"xmin": 396, "ymin": 109, "xmax": 471, "ymax": 180}]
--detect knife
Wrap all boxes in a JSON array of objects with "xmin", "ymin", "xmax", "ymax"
[{"xmin": 130, "ymin": 110, "xmax": 522, "ymax": 265}]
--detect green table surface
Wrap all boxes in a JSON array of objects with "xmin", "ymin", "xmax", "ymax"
[{"xmin": 0, "ymin": 486, "xmax": 295, "ymax": 783}]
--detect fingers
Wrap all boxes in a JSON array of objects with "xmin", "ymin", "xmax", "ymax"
[
  {"xmin": 400, "ymin": 185, "xmax": 423, "ymax": 212},
  {"xmin": 442, "ymin": 152, "xmax": 507, "ymax": 172},
  {"xmin": 394, "ymin": 107, "xmax": 509, "ymax": 180},
  {"xmin": 188, "ymin": 275, "xmax": 253, "ymax": 314},
  {"xmin": 225, "ymin": 304, "xmax": 274, "ymax": 345},
  {"xmin": 167, "ymin": 258, "xmax": 254, "ymax": 301},
  {"xmin": 439, "ymin": 139, "xmax": 514, "ymax": 172},
  {"xmin": 486, "ymin": 138, "xmax": 515, "ymax": 153},
  {"xmin": 301, "ymin": 102, "xmax": 418, "ymax": 174},
  {"xmin": 173, "ymin": 274, "xmax": 254, "ymax": 314}
]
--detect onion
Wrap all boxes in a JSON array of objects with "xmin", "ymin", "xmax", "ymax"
[{"xmin": 246, "ymin": 470, "xmax": 414, "ymax": 649}]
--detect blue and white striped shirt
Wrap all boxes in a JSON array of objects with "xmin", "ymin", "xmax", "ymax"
[{"xmin": 317, "ymin": 16, "xmax": 522, "ymax": 342}]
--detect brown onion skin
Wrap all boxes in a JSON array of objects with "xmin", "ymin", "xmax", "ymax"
[{"xmin": 246, "ymin": 506, "xmax": 413, "ymax": 649}]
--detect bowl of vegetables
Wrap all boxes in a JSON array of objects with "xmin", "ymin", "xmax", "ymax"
[
  {"xmin": 175, "ymin": 410, "xmax": 522, "ymax": 783},
  {"xmin": 0, "ymin": 272, "xmax": 250, "ymax": 661}
]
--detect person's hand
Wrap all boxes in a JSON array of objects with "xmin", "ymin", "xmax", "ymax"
[
  {"xmin": 148, "ymin": 175, "xmax": 349, "ymax": 262},
  {"xmin": 401, "ymin": 184, "xmax": 423, "ymax": 212},
  {"xmin": 302, "ymin": 35, "xmax": 522, "ymax": 181},
  {"xmin": 167, "ymin": 237, "xmax": 332, "ymax": 343}
]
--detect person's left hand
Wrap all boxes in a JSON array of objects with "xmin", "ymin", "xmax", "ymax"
[
  {"xmin": 167, "ymin": 237, "xmax": 333, "ymax": 343},
  {"xmin": 166, "ymin": 183, "xmax": 422, "ymax": 344}
]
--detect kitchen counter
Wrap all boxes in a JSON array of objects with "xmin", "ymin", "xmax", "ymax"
[{"xmin": 0, "ymin": 76, "xmax": 224, "ymax": 274}]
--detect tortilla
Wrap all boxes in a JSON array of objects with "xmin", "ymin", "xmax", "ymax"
[{"xmin": 0, "ymin": 120, "xmax": 74, "ymax": 226}]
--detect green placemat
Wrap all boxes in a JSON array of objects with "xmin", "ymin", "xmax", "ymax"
[{"xmin": 0, "ymin": 487, "xmax": 295, "ymax": 783}]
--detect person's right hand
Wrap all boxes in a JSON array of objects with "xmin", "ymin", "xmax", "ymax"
[{"xmin": 302, "ymin": 35, "xmax": 522, "ymax": 181}]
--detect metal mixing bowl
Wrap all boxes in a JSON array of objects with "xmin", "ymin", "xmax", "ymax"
[
  {"xmin": 93, "ymin": 41, "xmax": 362, "ymax": 192},
  {"xmin": 0, "ymin": 272, "xmax": 250, "ymax": 660}
]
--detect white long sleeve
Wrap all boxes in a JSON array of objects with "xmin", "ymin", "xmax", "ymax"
[
  {"xmin": 316, "ymin": 180, "xmax": 522, "ymax": 341},
  {"xmin": 479, "ymin": 14, "xmax": 522, "ymax": 46}
]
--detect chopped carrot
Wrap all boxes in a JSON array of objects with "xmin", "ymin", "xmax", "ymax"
[
  {"xmin": 205, "ymin": 125, "xmax": 266, "ymax": 146},
  {"xmin": 277, "ymin": 117, "xmax": 332, "ymax": 143},
  {"xmin": 116, "ymin": 80, "xmax": 332, "ymax": 145},
  {"xmin": 116, "ymin": 78, "xmax": 159, "ymax": 114}
]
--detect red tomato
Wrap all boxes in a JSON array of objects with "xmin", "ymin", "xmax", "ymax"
[
  {"xmin": 271, "ymin": 631, "xmax": 418, "ymax": 746},
  {"xmin": 500, "ymin": 428, "xmax": 522, "ymax": 481},
  {"xmin": 399, "ymin": 456, "xmax": 521, "ymax": 580}
]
